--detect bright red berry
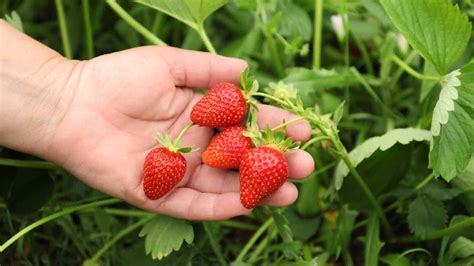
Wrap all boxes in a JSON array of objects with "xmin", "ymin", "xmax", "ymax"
[
  {"xmin": 240, "ymin": 147, "xmax": 288, "ymax": 209},
  {"xmin": 191, "ymin": 83, "xmax": 247, "ymax": 127},
  {"xmin": 202, "ymin": 126, "xmax": 252, "ymax": 169},
  {"xmin": 143, "ymin": 147, "xmax": 186, "ymax": 200}
]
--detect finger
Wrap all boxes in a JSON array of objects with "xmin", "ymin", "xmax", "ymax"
[
  {"xmin": 187, "ymin": 165, "xmax": 240, "ymax": 193},
  {"xmin": 187, "ymin": 152, "xmax": 314, "ymax": 194},
  {"xmin": 256, "ymin": 104, "xmax": 312, "ymax": 141},
  {"xmin": 157, "ymin": 47, "xmax": 247, "ymax": 88},
  {"xmin": 260, "ymin": 182, "xmax": 298, "ymax": 206},
  {"xmin": 144, "ymin": 188, "xmax": 251, "ymax": 220},
  {"xmin": 286, "ymin": 150, "xmax": 315, "ymax": 179}
]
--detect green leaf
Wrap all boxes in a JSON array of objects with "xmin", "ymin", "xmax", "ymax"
[
  {"xmin": 339, "ymin": 143, "xmax": 412, "ymax": 210},
  {"xmin": 364, "ymin": 212, "xmax": 383, "ymax": 266},
  {"xmin": 327, "ymin": 205, "xmax": 358, "ymax": 258},
  {"xmin": 452, "ymin": 157, "xmax": 474, "ymax": 214},
  {"xmin": 277, "ymin": 1, "xmax": 312, "ymax": 41},
  {"xmin": 446, "ymin": 237, "xmax": 474, "ymax": 263},
  {"xmin": 380, "ymin": 0, "xmax": 472, "ymax": 74},
  {"xmin": 380, "ymin": 253, "xmax": 411, "ymax": 266},
  {"xmin": 407, "ymin": 194, "xmax": 447, "ymax": 237},
  {"xmin": 5, "ymin": 11, "xmax": 23, "ymax": 32},
  {"xmin": 296, "ymin": 174, "xmax": 321, "ymax": 217},
  {"xmin": 135, "ymin": 0, "xmax": 227, "ymax": 29},
  {"xmin": 429, "ymin": 64, "xmax": 474, "ymax": 181},
  {"xmin": 420, "ymin": 62, "xmax": 439, "ymax": 102},
  {"xmin": 420, "ymin": 180, "xmax": 463, "ymax": 201},
  {"xmin": 335, "ymin": 128, "xmax": 432, "ymax": 189},
  {"xmin": 284, "ymin": 207, "xmax": 321, "ymax": 241},
  {"xmin": 430, "ymin": 70, "xmax": 462, "ymax": 136},
  {"xmin": 139, "ymin": 215, "xmax": 194, "ymax": 260},
  {"xmin": 332, "ymin": 101, "xmax": 345, "ymax": 127},
  {"xmin": 271, "ymin": 208, "xmax": 294, "ymax": 243},
  {"xmin": 282, "ymin": 68, "xmax": 359, "ymax": 92}
]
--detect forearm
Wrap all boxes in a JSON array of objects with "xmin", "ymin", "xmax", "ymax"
[{"xmin": 0, "ymin": 20, "xmax": 79, "ymax": 157}]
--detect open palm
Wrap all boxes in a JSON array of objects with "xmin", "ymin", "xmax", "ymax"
[{"xmin": 47, "ymin": 47, "xmax": 314, "ymax": 220}]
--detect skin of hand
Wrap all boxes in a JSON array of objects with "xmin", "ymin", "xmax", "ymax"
[{"xmin": 0, "ymin": 22, "xmax": 314, "ymax": 220}]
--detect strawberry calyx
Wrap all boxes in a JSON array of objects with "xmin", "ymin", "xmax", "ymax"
[
  {"xmin": 240, "ymin": 68, "xmax": 260, "ymax": 112},
  {"xmin": 244, "ymin": 112, "xmax": 298, "ymax": 153},
  {"xmin": 155, "ymin": 123, "xmax": 197, "ymax": 153}
]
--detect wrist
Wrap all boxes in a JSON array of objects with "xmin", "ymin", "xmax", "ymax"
[{"xmin": 0, "ymin": 20, "xmax": 83, "ymax": 158}]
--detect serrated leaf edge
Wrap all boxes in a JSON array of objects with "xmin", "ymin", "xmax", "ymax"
[
  {"xmin": 431, "ymin": 69, "xmax": 461, "ymax": 136},
  {"xmin": 334, "ymin": 128, "xmax": 432, "ymax": 190}
]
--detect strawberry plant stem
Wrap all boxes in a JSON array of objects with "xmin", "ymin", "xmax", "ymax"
[
  {"xmin": 248, "ymin": 91, "xmax": 393, "ymax": 237},
  {"xmin": 203, "ymin": 223, "xmax": 227, "ymax": 265},
  {"xmin": 54, "ymin": 0, "xmax": 72, "ymax": 58},
  {"xmin": 415, "ymin": 172, "xmax": 435, "ymax": 190},
  {"xmin": 340, "ymin": 152, "xmax": 393, "ymax": 238},
  {"xmin": 398, "ymin": 217, "xmax": 474, "ymax": 243},
  {"xmin": 219, "ymin": 220, "xmax": 258, "ymax": 231},
  {"xmin": 0, "ymin": 158, "xmax": 57, "ymax": 170},
  {"xmin": 0, "ymin": 198, "xmax": 120, "ymax": 252},
  {"xmin": 197, "ymin": 24, "xmax": 217, "ymax": 54},
  {"xmin": 301, "ymin": 136, "xmax": 331, "ymax": 150},
  {"xmin": 175, "ymin": 123, "xmax": 194, "ymax": 144},
  {"xmin": 248, "ymin": 228, "xmax": 278, "ymax": 263},
  {"xmin": 271, "ymin": 117, "xmax": 305, "ymax": 132},
  {"xmin": 313, "ymin": 0, "xmax": 323, "ymax": 69},
  {"xmin": 235, "ymin": 218, "xmax": 273, "ymax": 262},
  {"xmin": 81, "ymin": 0, "xmax": 94, "ymax": 59},
  {"xmin": 105, "ymin": 0, "xmax": 167, "ymax": 46},
  {"xmin": 392, "ymin": 56, "xmax": 440, "ymax": 81},
  {"xmin": 88, "ymin": 215, "xmax": 153, "ymax": 262},
  {"xmin": 351, "ymin": 67, "xmax": 400, "ymax": 119}
]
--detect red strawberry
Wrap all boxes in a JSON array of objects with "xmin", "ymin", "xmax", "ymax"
[
  {"xmin": 202, "ymin": 126, "xmax": 252, "ymax": 169},
  {"xmin": 240, "ymin": 147, "xmax": 288, "ymax": 209},
  {"xmin": 143, "ymin": 147, "xmax": 186, "ymax": 200},
  {"xmin": 191, "ymin": 83, "xmax": 247, "ymax": 127}
]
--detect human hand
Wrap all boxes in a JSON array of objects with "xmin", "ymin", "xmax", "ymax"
[{"xmin": 8, "ymin": 45, "xmax": 315, "ymax": 220}]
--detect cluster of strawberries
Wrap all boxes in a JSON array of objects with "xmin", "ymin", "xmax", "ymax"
[{"xmin": 143, "ymin": 83, "xmax": 291, "ymax": 209}]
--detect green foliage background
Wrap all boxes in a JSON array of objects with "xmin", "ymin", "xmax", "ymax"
[{"xmin": 1, "ymin": 0, "xmax": 473, "ymax": 265}]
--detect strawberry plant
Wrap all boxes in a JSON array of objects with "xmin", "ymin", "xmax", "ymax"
[{"xmin": 1, "ymin": 0, "xmax": 474, "ymax": 265}]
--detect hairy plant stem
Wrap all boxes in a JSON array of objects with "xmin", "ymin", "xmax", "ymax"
[
  {"xmin": 54, "ymin": 0, "xmax": 72, "ymax": 58},
  {"xmin": 392, "ymin": 56, "xmax": 440, "ymax": 81},
  {"xmin": 82, "ymin": 0, "xmax": 94, "ymax": 58},
  {"xmin": 219, "ymin": 220, "xmax": 258, "ymax": 231},
  {"xmin": 203, "ymin": 223, "xmax": 227, "ymax": 266},
  {"xmin": 415, "ymin": 172, "xmax": 435, "ymax": 191},
  {"xmin": 301, "ymin": 136, "xmax": 331, "ymax": 150},
  {"xmin": 235, "ymin": 218, "xmax": 273, "ymax": 262},
  {"xmin": 88, "ymin": 216, "xmax": 153, "ymax": 262},
  {"xmin": 0, "ymin": 158, "xmax": 58, "ymax": 170},
  {"xmin": 197, "ymin": 24, "xmax": 217, "ymax": 54},
  {"xmin": 248, "ymin": 228, "xmax": 278, "ymax": 263},
  {"xmin": 175, "ymin": 123, "xmax": 195, "ymax": 144},
  {"xmin": 105, "ymin": 0, "xmax": 167, "ymax": 46},
  {"xmin": 0, "ymin": 198, "xmax": 120, "ymax": 252},
  {"xmin": 313, "ymin": 0, "xmax": 323, "ymax": 68},
  {"xmin": 397, "ymin": 217, "xmax": 474, "ymax": 243},
  {"xmin": 250, "ymin": 91, "xmax": 393, "ymax": 238},
  {"xmin": 271, "ymin": 117, "xmax": 305, "ymax": 132}
]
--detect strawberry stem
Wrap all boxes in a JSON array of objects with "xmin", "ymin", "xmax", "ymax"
[
  {"xmin": 173, "ymin": 123, "xmax": 194, "ymax": 146},
  {"xmin": 301, "ymin": 136, "xmax": 331, "ymax": 150},
  {"xmin": 271, "ymin": 117, "xmax": 305, "ymax": 132},
  {"xmin": 250, "ymin": 92, "xmax": 289, "ymax": 106}
]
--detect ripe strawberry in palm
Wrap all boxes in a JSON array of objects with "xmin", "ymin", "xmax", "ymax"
[
  {"xmin": 202, "ymin": 126, "xmax": 252, "ymax": 169},
  {"xmin": 240, "ymin": 146, "xmax": 288, "ymax": 209},
  {"xmin": 191, "ymin": 83, "xmax": 247, "ymax": 127},
  {"xmin": 143, "ymin": 125, "xmax": 195, "ymax": 200},
  {"xmin": 239, "ymin": 128, "xmax": 295, "ymax": 209}
]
